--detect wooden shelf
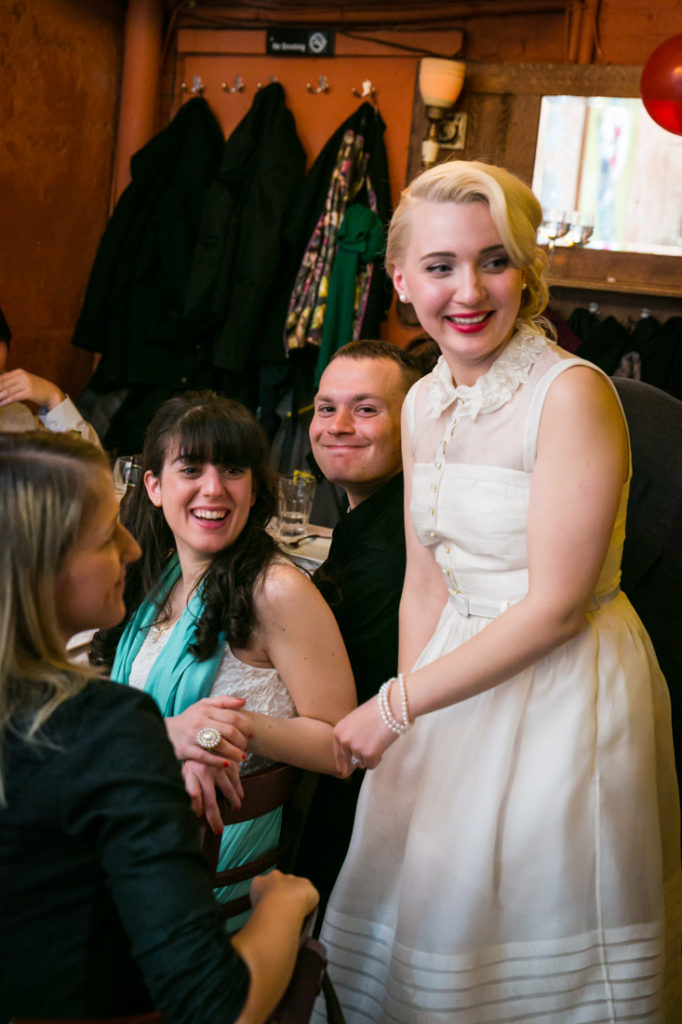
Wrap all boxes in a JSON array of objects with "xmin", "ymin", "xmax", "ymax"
[{"xmin": 547, "ymin": 275, "xmax": 682, "ymax": 300}]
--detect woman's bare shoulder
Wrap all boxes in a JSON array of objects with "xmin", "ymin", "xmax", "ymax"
[
  {"xmin": 546, "ymin": 360, "xmax": 623, "ymax": 419},
  {"xmin": 255, "ymin": 558, "xmax": 316, "ymax": 608}
]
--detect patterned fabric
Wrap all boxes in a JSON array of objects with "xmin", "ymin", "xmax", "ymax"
[
  {"xmin": 284, "ymin": 129, "xmax": 379, "ymax": 353},
  {"xmin": 314, "ymin": 203, "xmax": 385, "ymax": 385}
]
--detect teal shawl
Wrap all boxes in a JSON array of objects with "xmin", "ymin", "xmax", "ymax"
[
  {"xmin": 112, "ymin": 553, "xmax": 281, "ymax": 925},
  {"xmin": 112, "ymin": 556, "xmax": 224, "ymax": 713}
]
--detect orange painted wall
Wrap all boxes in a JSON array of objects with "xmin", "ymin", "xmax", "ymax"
[
  {"xmin": 173, "ymin": 30, "xmax": 440, "ymax": 350},
  {"xmin": 3, "ymin": 1, "xmax": 682, "ymax": 397},
  {"xmin": 0, "ymin": 0, "xmax": 124, "ymax": 399}
]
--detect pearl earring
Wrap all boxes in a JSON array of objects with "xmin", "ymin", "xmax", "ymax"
[{"xmin": 399, "ymin": 293, "xmax": 408, "ymax": 303}]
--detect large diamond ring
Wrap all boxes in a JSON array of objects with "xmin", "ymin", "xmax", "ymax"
[{"xmin": 197, "ymin": 726, "xmax": 221, "ymax": 750}]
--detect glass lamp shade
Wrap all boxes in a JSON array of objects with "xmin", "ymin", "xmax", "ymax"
[{"xmin": 419, "ymin": 57, "xmax": 466, "ymax": 110}]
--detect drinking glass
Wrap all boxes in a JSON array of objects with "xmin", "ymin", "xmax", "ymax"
[
  {"xmin": 277, "ymin": 472, "xmax": 317, "ymax": 538},
  {"xmin": 113, "ymin": 456, "xmax": 141, "ymax": 504}
]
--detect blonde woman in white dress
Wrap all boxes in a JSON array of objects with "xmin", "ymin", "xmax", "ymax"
[{"xmin": 319, "ymin": 161, "xmax": 681, "ymax": 1023}]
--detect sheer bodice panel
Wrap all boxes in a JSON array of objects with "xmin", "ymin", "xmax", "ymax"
[{"xmin": 405, "ymin": 334, "xmax": 628, "ymax": 606}]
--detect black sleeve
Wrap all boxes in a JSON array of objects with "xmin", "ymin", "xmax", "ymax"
[
  {"xmin": 61, "ymin": 683, "xmax": 249, "ymax": 1024},
  {"xmin": 315, "ymin": 539, "xmax": 403, "ymax": 704}
]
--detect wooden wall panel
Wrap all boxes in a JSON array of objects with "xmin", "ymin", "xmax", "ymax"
[
  {"xmin": 597, "ymin": 0, "xmax": 682, "ymax": 65},
  {"xmin": 3, "ymin": 0, "xmax": 682, "ymax": 397},
  {"xmin": 453, "ymin": 12, "xmax": 565, "ymax": 62}
]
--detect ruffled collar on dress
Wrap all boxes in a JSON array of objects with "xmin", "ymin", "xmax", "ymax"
[{"xmin": 425, "ymin": 328, "xmax": 547, "ymax": 420}]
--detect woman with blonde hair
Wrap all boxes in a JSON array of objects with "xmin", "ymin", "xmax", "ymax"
[
  {"xmin": 319, "ymin": 161, "xmax": 681, "ymax": 1022},
  {"xmin": 0, "ymin": 430, "xmax": 318, "ymax": 1024}
]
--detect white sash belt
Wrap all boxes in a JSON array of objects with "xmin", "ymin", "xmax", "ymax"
[
  {"xmin": 448, "ymin": 586, "xmax": 621, "ymax": 619},
  {"xmin": 448, "ymin": 591, "xmax": 510, "ymax": 618}
]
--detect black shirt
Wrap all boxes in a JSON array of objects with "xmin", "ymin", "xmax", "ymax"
[
  {"xmin": 295, "ymin": 473, "xmax": 406, "ymax": 917},
  {"xmin": 313, "ymin": 472, "xmax": 406, "ymax": 704}
]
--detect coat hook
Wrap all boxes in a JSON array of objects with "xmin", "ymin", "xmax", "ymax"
[
  {"xmin": 351, "ymin": 79, "xmax": 376, "ymax": 100},
  {"xmin": 257, "ymin": 75, "xmax": 279, "ymax": 90},
  {"xmin": 221, "ymin": 75, "xmax": 245, "ymax": 94},
  {"xmin": 180, "ymin": 75, "xmax": 205, "ymax": 96},
  {"xmin": 306, "ymin": 75, "xmax": 330, "ymax": 95}
]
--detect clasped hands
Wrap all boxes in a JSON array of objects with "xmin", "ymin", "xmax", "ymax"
[
  {"xmin": 166, "ymin": 695, "xmax": 253, "ymax": 834},
  {"xmin": 169, "ymin": 693, "xmax": 402, "ymax": 830},
  {"xmin": 332, "ymin": 696, "xmax": 399, "ymax": 778}
]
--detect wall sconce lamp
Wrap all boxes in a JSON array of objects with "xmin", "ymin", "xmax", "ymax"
[{"xmin": 418, "ymin": 57, "xmax": 467, "ymax": 168}]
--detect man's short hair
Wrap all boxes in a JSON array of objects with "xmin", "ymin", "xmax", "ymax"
[{"xmin": 328, "ymin": 340, "xmax": 421, "ymax": 394}]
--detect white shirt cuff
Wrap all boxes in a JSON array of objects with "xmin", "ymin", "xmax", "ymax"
[{"xmin": 38, "ymin": 396, "xmax": 100, "ymax": 446}]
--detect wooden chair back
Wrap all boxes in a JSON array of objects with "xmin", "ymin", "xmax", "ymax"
[{"xmin": 201, "ymin": 761, "xmax": 304, "ymax": 920}]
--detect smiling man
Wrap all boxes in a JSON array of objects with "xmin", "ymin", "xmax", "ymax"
[
  {"xmin": 311, "ymin": 344, "xmax": 408, "ymax": 513},
  {"xmin": 310, "ymin": 341, "xmax": 421, "ymax": 700},
  {"xmin": 295, "ymin": 339, "xmax": 421, "ymax": 919}
]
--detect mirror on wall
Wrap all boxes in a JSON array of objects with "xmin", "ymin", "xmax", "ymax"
[
  {"xmin": 532, "ymin": 95, "xmax": 682, "ymax": 257},
  {"xmin": 408, "ymin": 63, "xmax": 682, "ymax": 295}
]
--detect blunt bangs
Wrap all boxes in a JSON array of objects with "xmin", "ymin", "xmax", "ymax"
[{"xmin": 172, "ymin": 413, "xmax": 265, "ymax": 470}]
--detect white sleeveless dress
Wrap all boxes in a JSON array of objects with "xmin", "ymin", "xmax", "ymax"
[{"xmin": 318, "ymin": 330, "xmax": 682, "ymax": 1023}]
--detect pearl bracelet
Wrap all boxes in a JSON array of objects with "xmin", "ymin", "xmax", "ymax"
[
  {"xmin": 397, "ymin": 672, "xmax": 413, "ymax": 727},
  {"xmin": 377, "ymin": 677, "xmax": 412, "ymax": 736}
]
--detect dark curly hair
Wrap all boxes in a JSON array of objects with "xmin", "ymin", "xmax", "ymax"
[{"xmin": 91, "ymin": 391, "xmax": 278, "ymax": 667}]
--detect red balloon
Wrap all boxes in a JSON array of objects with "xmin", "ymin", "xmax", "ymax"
[{"xmin": 641, "ymin": 34, "xmax": 682, "ymax": 135}]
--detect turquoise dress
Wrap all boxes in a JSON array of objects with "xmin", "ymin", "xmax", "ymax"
[{"xmin": 112, "ymin": 556, "xmax": 286, "ymax": 927}]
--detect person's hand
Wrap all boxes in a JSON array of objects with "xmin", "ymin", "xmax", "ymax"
[
  {"xmin": 166, "ymin": 695, "xmax": 252, "ymax": 766},
  {"xmin": 249, "ymin": 870, "xmax": 319, "ymax": 919},
  {"xmin": 231, "ymin": 871, "xmax": 320, "ymax": 1024},
  {"xmin": 0, "ymin": 368, "xmax": 64, "ymax": 410},
  {"xmin": 182, "ymin": 759, "xmax": 244, "ymax": 831},
  {"xmin": 332, "ymin": 696, "xmax": 398, "ymax": 776}
]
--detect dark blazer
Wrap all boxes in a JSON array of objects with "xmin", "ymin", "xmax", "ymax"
[
  {"xmin": 614, "ymin": 376, "xmax": 682, "ymax": 775},
  {"xmin": 0, "ymin": 681, "xmax": 248, "ymax": 1024},
  {"xmin": 202, "ymin": 82, "xmax": 307, "ymax": 378},
  {"xmin": 72, "ymin": 98, "xmax": 225, "ymax": 391}
]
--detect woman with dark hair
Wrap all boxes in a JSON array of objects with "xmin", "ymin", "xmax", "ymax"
[
  {"xmin": 0, "ymin": 429, "xmax": 318, "ymax": 1024},
  {"xmin": 95, "ymin": 391, "xmax": 355, "ymax": 919}
]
